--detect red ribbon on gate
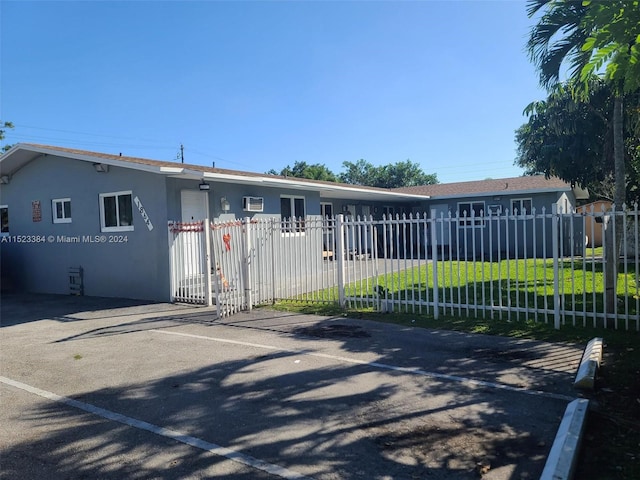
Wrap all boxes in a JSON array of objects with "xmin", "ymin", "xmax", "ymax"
[{"xmin": 223, "ymin": 233, "xmax": 231, "ymax": 251}]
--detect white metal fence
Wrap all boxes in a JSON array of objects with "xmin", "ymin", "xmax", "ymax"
[{"xmin": 168, "ymin": 203, "xmax": 639, "ymax": 330}]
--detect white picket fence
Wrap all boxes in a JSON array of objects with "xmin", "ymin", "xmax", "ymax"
[{"xmin": 168, "ymin": 204, "xmax": 639, "ymax": 330}]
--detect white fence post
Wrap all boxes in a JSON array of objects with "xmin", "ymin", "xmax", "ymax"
[
  {"xmin": 243, "ymin": 217, "xmax": 253, "ymax": 311},
  {"xmin": 552, "ymin": 204, "xmax": 561, "ymax": 329},
  {"xmin": 430, "ymin": 209, "xmax": 439, "ymax": 320},
  {"xmin": 168, "ymin": 222, "xmax": 176, "ymax": 302},
  {"xmin": 204, "ymin": 218, "xmax": 213, "ymax": 307},
  {"xmin": 336, "ymin": 214, "xmax": 346, "ymax": 308}
]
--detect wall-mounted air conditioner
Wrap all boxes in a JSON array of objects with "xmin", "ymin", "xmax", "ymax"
[{"xmin": 243, "ymin": 196, "xmax": 264, "ymax": 212}]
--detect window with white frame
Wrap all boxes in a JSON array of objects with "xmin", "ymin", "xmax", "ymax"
[
  {"xmin": 52, "ymin": 198, "xmax": 72, "ymax": 223},
  {"xmin": 457, "ymin": 201, "xmax": 485, "ymax": 226},
  {"xmin": 0, "ymin": 205, "xmax": 8, "ymax": 234},
  {"xmin": 320, "ymin": 202, "xmax": 333, "ymax": 218},
  {"xmin": 280, "ymin": 195, "xmax": 305, "ymax": 233},
  {"xmin": 100, "ymin": 191, "xmax": 134, "ymax": 232},
  {"xmin": 511, "ymin": 198, "xmax": 532, "ymax": 215}
]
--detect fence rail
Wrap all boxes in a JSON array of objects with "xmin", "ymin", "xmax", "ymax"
[{"xmin": 168, "ymin": 204, "xmax": 639, "ymax": 330}]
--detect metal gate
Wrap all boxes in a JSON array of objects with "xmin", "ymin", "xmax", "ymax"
[{"xmin": 168, "ymin": 216, "xmax": 341, "ymax": 317}]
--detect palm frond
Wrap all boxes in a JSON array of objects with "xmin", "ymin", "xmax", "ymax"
[{"xmin": 527, "ymin": 0, "xmax": 590, "ymax": 88}]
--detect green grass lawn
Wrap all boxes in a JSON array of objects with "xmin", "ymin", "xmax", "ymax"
[{"xmin": 336, "ymin": 258, "xmax": 639, "ymax": 329}]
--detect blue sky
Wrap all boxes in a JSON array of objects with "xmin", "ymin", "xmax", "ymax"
[{"xmin": 1, "ymin": 0, "xmax": 547, "ymax": 184}]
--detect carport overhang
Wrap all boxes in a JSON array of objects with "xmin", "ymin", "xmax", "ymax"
[{"xmin": 0, "ymin": 143, "xmax": 428, "ymax": 203}]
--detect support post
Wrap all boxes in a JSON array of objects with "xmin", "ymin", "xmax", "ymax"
[
  {"xmin": 430, "ymin": 209, "xmax": 439, "ymax": 320},
  {"xmin": 243, "ymin": 217, "xmax": 253, "ymax": 311},
  {"xmin": 203, "ymin": 218, "xmax": 213, "ymax": 307},
  {"xmin": 336, "ymin": 214, "xmax": 346, "ymax": 308},
  {"xmin": 552, "ymin": 204, "xmax": 561, "ymax": 329}
]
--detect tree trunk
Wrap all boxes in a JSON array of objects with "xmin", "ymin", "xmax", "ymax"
[{"xmin": 603, "ymin": 95, "xmax": 625, "ymax": 322}]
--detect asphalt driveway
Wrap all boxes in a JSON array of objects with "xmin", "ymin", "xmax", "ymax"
[{"xmin": 0, "ymin": 293, "xmax": 584, "ymax": 479}]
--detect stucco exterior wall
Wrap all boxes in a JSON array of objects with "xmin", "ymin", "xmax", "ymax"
[
  {"xmin": 424, "ymin": 191, "xmax": 583, "ymax": 259},
  {"xmin": 0, "ymin": 155, "xmax": 170, "ymax": 301},
  {"xmin": 166, "ymin": 177, "xmax": 325, "ymax": 221}
]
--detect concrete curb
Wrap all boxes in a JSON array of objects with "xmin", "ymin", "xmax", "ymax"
[
  {"xmin": 540, "ymin": 337, "xmax": 604, "ymax": 479},
  {"xmin": 540, "ymin": 398, "xmax": 590, "ymax": 480},
  {"xmin": 573, "ymin": 337, "xmax": 603, "ymax": 390}
]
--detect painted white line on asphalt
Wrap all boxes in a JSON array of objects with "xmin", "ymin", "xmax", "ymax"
[
  {"xmin": 0, "ymin": 376, "xmax": 312, "ymax": 480},
  {"xmin": 151, "ymin": 329, "xmax": 575, "ymax": 402}
]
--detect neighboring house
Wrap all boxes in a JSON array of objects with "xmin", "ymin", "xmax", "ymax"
[
  {"xmin": 0, "ymin": 144, "xmax": 426, "ymax": 301},
  {"xmin": 577, "ymin": 200, "xmax": 612, "ymax": 247},
  {"xmin": 396, "ymin": 175, "xmax": 589, "ymax": 259}
]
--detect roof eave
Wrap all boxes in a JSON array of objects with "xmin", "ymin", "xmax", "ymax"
[{"xmin": 427, "ymin": 187, "xmax": 575, "ymax": 201}]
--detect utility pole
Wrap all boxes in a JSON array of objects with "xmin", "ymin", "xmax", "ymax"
[{"xmin": 180, "ymin": 143, "xmax": 184, "ymax": 163}]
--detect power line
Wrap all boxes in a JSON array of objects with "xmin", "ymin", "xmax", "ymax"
[{"xmin": 12, "ymin": 123, "xmax": 174, "ymax": 146}]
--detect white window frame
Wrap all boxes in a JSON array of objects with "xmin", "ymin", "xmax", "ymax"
[
  {"xmin": 52, "ymin": 198, "xmax": 72, "ymax": 224},
  {"xmin": 320, "ymin": 202, "xmax": 333, "ymax": 219},
  {"xmin": 0, "ymin": 205, "xmax": 8, "ymax": 235},
  {"xmin": 511, "ymin": 197, "xmax": 533, "ymax": 215},
  {"xmin": 457, "ymin": 201, "xmax": 485, "ymax": 227},
  {"xmin": 99, "ymin": 191, "xmax": 134, "ymax": 232},
  {"xmin": 280, "ymin": 195, "xmax": 306, "ymax": 235}
]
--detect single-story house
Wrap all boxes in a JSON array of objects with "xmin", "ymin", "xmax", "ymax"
[
  {"xmin": 0, "ymin": 143, "xmax": 589, "ymax": 301},
  {"xmin": 396, "ymin": 176, "xmax": 589, "ymax": 259},
  {"xmin": 0, "ymin": 144, "xmax": 427, "ymax": 301}
]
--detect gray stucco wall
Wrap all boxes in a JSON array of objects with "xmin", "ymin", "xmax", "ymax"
[
  {"xmin": 0, "ymin": 155, "xmax": 170, "ymax": 301},
  {"xmin": 425, "ymin": 191, "xmax": 583, "ymax": 258},
  {"xmin": 166, "ymin": 178, "xmax": 326, "ymax": 221}
]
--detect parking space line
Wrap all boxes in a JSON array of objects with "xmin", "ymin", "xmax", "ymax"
[
  {"xmin": 0, "ymin": 376, "xmax": 312, "ymax": 480},
  {"xmin": 151, "ymin": 329, "xmax": 576, "ymax": 402}
]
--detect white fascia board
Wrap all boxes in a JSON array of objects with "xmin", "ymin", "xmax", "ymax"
[
  {"xmin": 202, "ymin": 172, "xmax": 262, "ymax": 183},
  {"xmin": 430, "ymin": 187, "xmax": 572, "ymax": 201},
  {"xmin": 202, "ymin": 172, "xmax": 428, "ymax": 200},
  {"xmin": 262, "ymin": 177, "xmax": 428, "ymax": 199},
  {"xmin": 87, "ymin": 158, "xmax": 169, "ymax": 174},
  {"xmin": 22, "ymin": 146, "xmax": 170, "ymax": 175},
  {"xmin": 159, "ymin": 166, "xmax": 186, "ymax": 174}
]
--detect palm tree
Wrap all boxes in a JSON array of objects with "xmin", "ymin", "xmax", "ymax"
[
  {"xmin": 527, "ymin": 1, "xmax": 591, "ymax": 88},
  {"xmin": 526, "ymin": 0, "xmax": 627, "ymax": 316}
]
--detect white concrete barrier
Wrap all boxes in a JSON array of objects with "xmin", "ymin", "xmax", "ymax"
[
  {"xmin": 540, "ymin": 398, "xmax": 590, "ymax": 480},
  {"xmin": 573, "ymin": 337, "xmax": 603, "ymax": 390}
]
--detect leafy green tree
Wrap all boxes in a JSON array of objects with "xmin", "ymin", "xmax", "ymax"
[
  {"xmin": 338, "ymin": 159, "xmax": 377, "ymax": 186},
  {"xmin": 527, "ymin": 0, "xmax": 640, "ymax": 207},
  {"xmin": 515, "ymin": 79, "xmax": 640, "ymax": 201},
  {"xmin": 579, "ymin": 0, "xmax": 640, "ymax": 205},
  {"xmin": 268, "ymin": 161, "xmax": 338, "ymax": 182},
  {"xmin": 339, "ymin": 159, "xmax": 437, "ymax": 188},
  {"xmin": 268, "ymin": 158, "xmax": 437, "ymax": 188},
  {"xmin": 579, "ymin": 0, "xmax": 640, "ymax": 93},
  {"xmin": 0, "ymin": 121, "xmax": 14, "ymax": 152}
]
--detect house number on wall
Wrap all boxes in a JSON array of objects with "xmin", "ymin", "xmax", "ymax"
[{"xmin": 133, "ymin": 196, "xmax": 154, "ymax": 231}]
